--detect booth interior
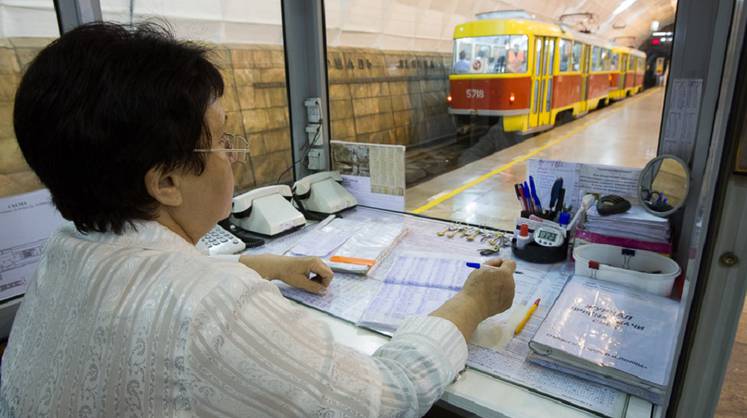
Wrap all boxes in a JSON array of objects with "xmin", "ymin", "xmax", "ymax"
[{"xmin": 1, "ymin": 1, "xmax": 745, "ymax": 417}]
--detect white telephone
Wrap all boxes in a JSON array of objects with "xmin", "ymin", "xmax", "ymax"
[
  {"xmin": 231, "ymin": 185, "xmax": 306, "ymax": 236},
  {"xmin": 292, "ymin": 171, "xmax": 358, "ymax": 214}
]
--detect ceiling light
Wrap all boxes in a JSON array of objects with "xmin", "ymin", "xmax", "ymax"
[{"xmin": 612, "ymin": 0, "xmax": 638, "ymax": 17}]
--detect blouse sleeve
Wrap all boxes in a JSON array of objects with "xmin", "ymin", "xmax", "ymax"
[{"xmin": 185, "ymin": 271, "xmax": 467, "ymax": 418}]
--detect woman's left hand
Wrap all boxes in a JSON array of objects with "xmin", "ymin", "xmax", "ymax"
[{"xmin": 239, "ymin": 254, "xmax": 334, "ymax": 294}]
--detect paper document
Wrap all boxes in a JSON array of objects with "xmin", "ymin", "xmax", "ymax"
[
  {"xmin": 383, "ymin": 254, "xmax": 474, "ymax": 290},
  {"xmin": 358, "ymin": 284, "xmax": 458, "ymax": 332},
  {"xmin": 584, "ymin": 205, "xmax": 670, "ymax": 243},
  {"xmin": 530, "ymin": 275, "xmax": 680, "ymax": 387},
  {"xmin": 274, "ymin": 208, "xmax": 628, "ymax": 417},
  {"xmin": 278, "ymin": 273, "xmax": 383, "ymax": 322},
  {"xmin": 289, "ymin": 218, "xmax": 358, "ymax": 257},
  {"xmin": 331, "ymin": 140, "xmax": 406, "ymax": 211},
  {"xmin": 527, "ymin": 159, "xmax": 641, "ymax": 210},
  {"xmin": 0, "ymin": 189, "xmax": 67, "ymax": 302}
]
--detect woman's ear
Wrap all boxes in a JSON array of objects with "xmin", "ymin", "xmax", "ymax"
[{"xmin": 144, "ymin": 167, "xmax": 183, "ymax": 207}]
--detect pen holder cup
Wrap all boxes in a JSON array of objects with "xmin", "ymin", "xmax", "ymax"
[
  {"xmin": 520, "ymin": 210, "xmax": 555, "ymax": 220},
  {"xmin": 511, "ymin": 237, "xmax": 569, "ymax": 264}
]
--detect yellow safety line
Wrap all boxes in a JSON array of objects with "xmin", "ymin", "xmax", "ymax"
[{"xmin": 411, "ymin": 89, "xmax": 657, "ymax": 214}]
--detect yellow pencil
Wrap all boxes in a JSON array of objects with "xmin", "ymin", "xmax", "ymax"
[{"xmin": 514, "ymin": 298, "xmax": 541, "ymax": 336}]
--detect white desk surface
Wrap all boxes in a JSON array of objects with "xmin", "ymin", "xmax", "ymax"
[{"xmin": 247, "ymin": 207, "xmax": 656, "ymax": 418}]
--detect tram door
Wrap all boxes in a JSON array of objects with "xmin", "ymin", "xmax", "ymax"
[
  {"xmin": 620, "ymin": 54, "xmax": 628, "ymax": 90},
  {"xmin": 579, "ymin": 44, "xmax": 590, "ymax": 113},
  {"xmin": 530, "ymin": 36, "xmax": 555, "ymax": 128}
]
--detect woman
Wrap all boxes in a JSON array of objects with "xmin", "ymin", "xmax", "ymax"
[{"xmin": 1, "ymin": 22, "xmax": 515, "ymax": 417}]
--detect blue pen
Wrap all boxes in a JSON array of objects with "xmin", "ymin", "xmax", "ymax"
[
  {"xmin": 466, "ymin": 262, "xmax": 523, "ymax": 274},
  {"xmin": 529, "ymin": 176, "xmax": 542, "ymax": 211},
  {"xmin": 522, "ymin": 182, "xmax": 534, "ymax": 213}
]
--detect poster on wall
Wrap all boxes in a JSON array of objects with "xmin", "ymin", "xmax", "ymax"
[
  {"xmin": 331, "ymin": 140, "xmax": 406, "ymax": 211},
  {"xmin": 0, "ymin": 189, "xmax": 66, "ymax": 303}
]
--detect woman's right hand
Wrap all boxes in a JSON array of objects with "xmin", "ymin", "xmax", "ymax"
[{"xmin": 460, "ymin": 258, "xmax": 516, "ymax": 320}]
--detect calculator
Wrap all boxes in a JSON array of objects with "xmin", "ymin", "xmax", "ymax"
[{"xmin": 198, "ymin": 224, "xmax": 246, "ymax": 256}]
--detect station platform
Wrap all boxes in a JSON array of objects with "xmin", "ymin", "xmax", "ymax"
[{"xmin": 406, "ymin": 88, "xmax": 665, "ymax": 230}]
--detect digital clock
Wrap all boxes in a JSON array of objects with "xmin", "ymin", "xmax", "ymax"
[{"xmin": 533, "ymin": 225, "xmax": 565, "ymax": 247}]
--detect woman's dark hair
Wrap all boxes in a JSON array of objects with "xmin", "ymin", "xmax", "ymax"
[{"xmin": 14, "ymin": 22, "xmax": 224, "ymax": 234}]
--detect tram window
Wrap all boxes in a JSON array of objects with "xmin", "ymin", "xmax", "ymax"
[
  {"xmin": 558, "ymin": 39, "xmax": 571, "ymax": 72},
  {"xmin": 504, "ymin": 35, "xmax": 528, "ymax": 73},
  {"xmin": 476, "ymin": 44, "xmax": 491, "ymax": 73},
  {"xmin": 601, "ymin": 49, "xmax": 610, "ymax": 71},
  {"xmin": 628, "ymin": 55, "xmax": 636, "ymax": 71},
  {"xmin": 591, "ymin": 46, "xmax": 602, "ymax": 72},
  {"xmin": 451, "ymin": 35, "xmax": 527, "ymax": 74},
  {"xmin": 571, "ymin": 42, "xmax": 582, "ymax": 71},
  {"xmin": 1, "ymin": 1, "xmax": 58, "ymax": 198},
  {"xmin": 611, "ymin": 53, "xmax": 619, "ymax": 71},
  {"xmin": 453, "ymin": 39, "xmax": 474, "ymax": 73}
]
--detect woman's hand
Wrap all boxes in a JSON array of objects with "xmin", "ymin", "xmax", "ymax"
[
  {"xmin": 430, "ymin": 258, "xmax": 516, "ymax": 341},
  {"xmin": 460, "ymin": 258, "xmax": 516, "ymax": 319},
  {"xmin": 239, "ymin": 254, "xmax": 334, "ymax": 294}
]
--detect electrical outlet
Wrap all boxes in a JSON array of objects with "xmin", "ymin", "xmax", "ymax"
[{"xmin": 307, "ymin": 148, "xmax": 327, "ymax": 171}]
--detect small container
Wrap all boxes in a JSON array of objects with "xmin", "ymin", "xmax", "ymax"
[
  {"xmin": 573, "ymin": 244, "xmax": 681, "ymax": 296},
  {"xmin": 516, "ymin": 224, "xmax": 531, "ymax": 249}
]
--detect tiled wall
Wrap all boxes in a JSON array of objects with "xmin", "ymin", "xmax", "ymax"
[{"xmin": 0, "ymin": 39, "xmax": 454, "ymax": 198}]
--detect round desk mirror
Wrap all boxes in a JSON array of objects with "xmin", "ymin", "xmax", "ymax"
[{"xmin": 639, "ymin": 155, "xmax": 690, "ymax": 217}]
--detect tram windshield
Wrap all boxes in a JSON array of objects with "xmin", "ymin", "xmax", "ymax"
[{"xmin": 452, "ymin": 35, "xmax": 528, "ymax": 74}]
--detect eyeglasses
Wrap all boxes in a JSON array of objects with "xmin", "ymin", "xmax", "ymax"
[{"xmin": 193, "ymin": 133, "xmax": 250, "ymax": 163}]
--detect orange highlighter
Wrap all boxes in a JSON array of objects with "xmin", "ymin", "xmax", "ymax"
[{"xmin": 514, "ymin": 298, "xmax": 541, "ymax": 336}]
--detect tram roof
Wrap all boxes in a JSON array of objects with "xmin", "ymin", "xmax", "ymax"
[{"xmin": 454, "ymin": 17, "xmax": 645, "ymax": 56}]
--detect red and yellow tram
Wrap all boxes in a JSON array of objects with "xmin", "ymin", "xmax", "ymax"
[{"xmin": 448, "ymin": 14, "xmax": 646, "ymax": 134}]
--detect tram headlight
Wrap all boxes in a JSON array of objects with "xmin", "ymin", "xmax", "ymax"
[
  {"xmin": 509, "ymin": 93, "xmax": 516, "ymax": 104},
  {"xmin": 447, "ymin": 95, "xmax": 452, "ymax": 103}
]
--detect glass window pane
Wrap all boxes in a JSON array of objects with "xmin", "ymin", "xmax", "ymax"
[
  {"xmin": 451, "ymin": 35, "xmax": 527, "ymax": 74},
  {"xmin": 601, "ymin": 49, "xmax": 610, "ymax": 71},
  {"xmin": 559, "ymin": 39, "xmax": 571, "ymax": 72},
  {"xmin": 572, "ymin": 41, "xmax": 582, "ymax": 71},
  {"xmin": 611, "ymin": 53, "xmax": 619, "ymax": 70},
  {"xmin": 323, "ymin": 0, "xmax": 674, "ymax": 238},
  {"xmin": 101, "ymin": 0, "xmax": 293, "ymax": 192},
  {"xmin": 0, "ymin": 1, "xmax": 58, "ymax": 198},
  {"xmin": 591, "ymin": 46, "xmax": 601, "ymax": 71}
]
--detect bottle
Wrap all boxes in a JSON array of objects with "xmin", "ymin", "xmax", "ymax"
[{"xmin": 516, "ymin": 223, "xmax": 531, "ymax": 250}]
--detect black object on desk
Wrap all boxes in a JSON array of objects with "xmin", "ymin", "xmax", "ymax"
[
  {"xmin": 596, "ymin": 195, "xmax": 631, "ymax": 216},
  {"xmin": 511, "ymin": 237, "xmax": 569, "ymax": 263},
  {"xmin": 218, "ymin": 219, "xmax": 266, "ymax": 248}
]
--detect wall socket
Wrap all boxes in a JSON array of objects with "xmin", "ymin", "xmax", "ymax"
[{"xmin": 307, "ymin": 148, "xmax": 327, "ymax": 170}]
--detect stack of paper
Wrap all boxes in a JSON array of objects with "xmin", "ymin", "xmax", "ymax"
[
  {"xmin": 582, "ymin": 205, "xmax": 671, "ymax": 244},
  {"xmin": 289, "ymin": 217, "xmax": 406, "ymax": 274},
  {"xmin": 528, "ymin": 275, "xmax": 681, "ymax": 404}
]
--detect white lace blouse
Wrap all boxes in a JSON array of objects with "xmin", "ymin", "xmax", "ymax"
[{"xmin": 0, "ymin": 221, "xmax": 468, "ymax": 417}]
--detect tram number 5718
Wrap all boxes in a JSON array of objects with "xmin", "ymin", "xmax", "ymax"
[{"xmin": 465, "ymin": 88, "xmax": 485, "ymax": 99}]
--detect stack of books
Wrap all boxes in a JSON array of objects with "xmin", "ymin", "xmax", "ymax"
[{"xmin": 575, "ymin": 205, "xmax": 672, "ymax": 254}]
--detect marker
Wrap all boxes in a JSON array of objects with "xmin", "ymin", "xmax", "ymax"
[
  {"xmin": 514, "ymin": 298, "xmax": 540, "ymax": 336},
  {"xmin": 465, "ymin": 262, "xmax": 523, "ymax": 274},
  {"xmin": 529, "ymin": 176, "xmax": 542, "ymax": 211}
]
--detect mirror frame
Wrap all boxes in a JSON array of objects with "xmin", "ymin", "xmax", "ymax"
[{"xmin": 639, "ymin": 154, "xmax": 691, "ymax": 217}]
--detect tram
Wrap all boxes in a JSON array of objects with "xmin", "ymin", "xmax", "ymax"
[{"xmin": 448, "ymin": 11, "xmax": 646, "ymax": 134}]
